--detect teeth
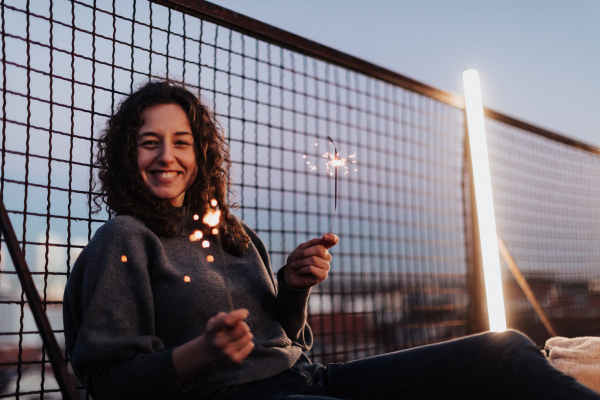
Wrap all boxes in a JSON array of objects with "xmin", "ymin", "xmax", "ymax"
[{"xmin": 154, "ymin": 172, "xmax": 178, "ymax": 179}]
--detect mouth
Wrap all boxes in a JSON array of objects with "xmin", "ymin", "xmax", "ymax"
[{"xmin": 151, "ymin": 171, "xmax": 182, "ymax": 179}]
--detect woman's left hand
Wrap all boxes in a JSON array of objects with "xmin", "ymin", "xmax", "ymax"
[{"xmin": 284, "ymin": 233, "xmax": 339, "ymax": 289}]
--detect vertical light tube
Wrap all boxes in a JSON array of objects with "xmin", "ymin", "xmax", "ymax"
[{"xmin": 463, "ymin": 69, "xmax": 507, "ymax": 332}]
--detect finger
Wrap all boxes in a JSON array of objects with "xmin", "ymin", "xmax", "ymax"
[
  {"xmin": 295, "ymin": 264, "xmax": 329, "ymax": 280},
  {"xmin": 322, "ymin": 233, "xmax": 339, "ymax": 249},
  {"xmin": 207, "ymin": 309, "xmax": 249, "ymax": 333},
  {"xmin": 229, "ymin": 340, "xmax": 255, "ymax": 363},
  {"xmin": 290, "ymin": 246, "xmax": 331, "ymax": 265},
  {"xmin": 224, "ymin": 321, "xmax": 252, "ymax": 342},
  {"xmin": 222, "ymin": 309, "xmax": 249, "ymax": 327},
  {"xmin": 295, "ymin": 237, "xmax": 327, "ymax": 251},
  {"xmin": 290, "ymin": 256, "xmax": 330, "ymax": 271},
  {"xmin": 229, "ymin": 329, "xmax": 254, "ymax": 352},
  {"xmin": 289, "ymin": 266, "xmax": 328, "ymax": 288}
]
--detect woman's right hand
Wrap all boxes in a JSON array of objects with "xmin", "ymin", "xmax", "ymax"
[
  {"xmin": 173, "ymin": 308, "xmax": 254, "ymax": 383},
  {"xmin": 201, "ymin": 309, "xmax": 254, "ymax": 364}
]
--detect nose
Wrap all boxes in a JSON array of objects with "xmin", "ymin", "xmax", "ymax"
[{"xmin": 157, "ymin": 143, "xmax": 175, "ymax": 165}]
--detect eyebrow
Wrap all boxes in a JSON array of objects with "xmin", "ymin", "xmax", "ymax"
[{"xmin": 137, "ymin": 131, "xmax": 193, "ymax": 139}]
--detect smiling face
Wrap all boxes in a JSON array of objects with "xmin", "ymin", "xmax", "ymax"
[{"xmin": 136, "ymin": 103, "xmax": 198, "ymax": 207}]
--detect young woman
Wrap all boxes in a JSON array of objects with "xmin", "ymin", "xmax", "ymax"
[{"xmin": 63, "ymin": 81, "xmax": 599, "ymax": 400}]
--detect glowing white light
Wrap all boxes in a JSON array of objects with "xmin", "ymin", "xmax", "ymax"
[
  {"xmin": 463, "ymin": 69, "xmax": 506, "ymax": 332},
  {"xmin": 202, "ymin": 240, "xmax": 210, "ymax": 248},
  {"xmin": 203, "ymin": 209, "xmax": 221, "ymax": 227},
  {"xmin": 189, "ymin": 230, "xmax": 203, "ymax": 242},
  {"xmin": 210, "ymin": 199, "xmax": 218, "ymax": 207}
]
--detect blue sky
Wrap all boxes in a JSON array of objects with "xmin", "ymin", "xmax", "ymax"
[{"xmin": 209, "ymin": 0, "xmax": 600, "ymax": 147}]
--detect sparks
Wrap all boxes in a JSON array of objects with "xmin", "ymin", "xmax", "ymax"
[
  {"xmin": 210, "ymin": 199, "xmax": 218, "ymax": 207},
  {"xmin": 193, "ymin": 214, "xmax": 199, "ymax": 221},
  {"xmin": 212, "ymin": 228, "xmax": 218, "ymax": 235},
  {"xmin": 202, "ymin": 240, "xmax": 210, "ymax": 248},
  {"xmin": 203, "ymin": 209, "xmax": 221, "ymax": 227},
  {"xmin": 189, "ymin": 230, "xmax": 203, "ymax": 242},
  {"xmin": 206, "ymin": 255, "xmax": 214, "ymax": 262},
  {"xmin": 120, "ymin": 255, "xmax": 127, "ymax": 262},
  {"xmin": 183, "ymin": 276, "xmax": 191, "ymax": 282},
  {"xmin": 327, "ymin": 136, "xmax": 340, "ymax": 233},
  {"xmin": 299, "ymin": 138, "xmax": 359, "ymax": 231}
]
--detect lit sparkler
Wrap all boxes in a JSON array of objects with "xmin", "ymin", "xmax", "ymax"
[
  {"xmin": 301, "ymin": 138, "xmax": 359, "ymax": 232},
  {"xmin": 191, "ymin": 198, "xmax": 234, "ymax": 311},
  {"xmin": 326, "ymin": 136, "xmax": 343, "ymax": 233}
]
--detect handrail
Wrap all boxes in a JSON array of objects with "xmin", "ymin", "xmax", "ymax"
[
  {"xmin": 151, "ymin": 0, "xmax": 600, "ymax": 156},
  {"xmin": 0, "ymin": 201, "xmax": 80, "ymax": 400}
]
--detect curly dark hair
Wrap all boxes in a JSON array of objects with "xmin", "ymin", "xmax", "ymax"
[{"xmin": 94, "ymin": 81, "xmax": 249, "ymax": 256}]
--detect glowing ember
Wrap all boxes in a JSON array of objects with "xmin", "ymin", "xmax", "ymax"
[
  {"xmin": 183, "ymin": 276, "xmax": 191, "ymax": 282},
  {"xmin": 189, "ymin": 230, "xmax": 203, "ymax": 242},
  {"xmin": 203, "ymin": 209, "xmax": 221, "ymax": 227},
  {"xmin": 212, "ymin": 228, "xmax": 219, "ymax": 235},
  {"xmin": 329, "ymin": 158, "xmax": 345, "ymax": 167},
  {"xmin": 206, "ymin": 255, "xmax": 214, "ymax": 262},
  {"xmin": 121, "ymin": 255, "xmax": 127, "ymax": 262},
  {"xmin": 210, "ymin": 199, "xmax": 218, "ymax": 207},
  {"xmin": 193, "ymin": 214, "xmax": 199, "ymax": 221},
  {"xmin": 202, "ymin": 240, "xmax": 210, "ymax": 248},
  {"xmin": 303, "ymin": 155, "xmax": 307, "ymax": 158}
]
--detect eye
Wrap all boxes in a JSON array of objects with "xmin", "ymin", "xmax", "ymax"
[
  {"xmin": 140, "ymin": 140, "xmax": 159, "ymax": 146},
  {"xmin": 175, "ymin": 140, "xmax": 192, "ymax": 146}
]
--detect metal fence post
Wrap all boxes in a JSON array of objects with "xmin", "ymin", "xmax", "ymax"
[{"xmin": 0, "ymin": 201, "xmax": 81, "ymax": 400}]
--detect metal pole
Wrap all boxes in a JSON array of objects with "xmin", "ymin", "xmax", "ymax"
[
  {"xmin": 497, "ymin": 235, "xmax": 558, "ymax": 337},
  {"xmin": 0, "ymin": 201, "xmax": 80, "ymax": 400}
]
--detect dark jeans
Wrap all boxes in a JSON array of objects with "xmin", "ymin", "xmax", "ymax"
[{"xmin": 212, "ymin": 330, "xmax": 600, "ymax": 399}]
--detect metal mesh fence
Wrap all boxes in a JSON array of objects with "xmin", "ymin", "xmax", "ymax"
[
  {"xmin": 486, "ymin": 119, "xmax": 600, "ymax": 344},
  {"xmin": 0, "ymin": 1, "xmax": 469, "ymax": 396},
  {"xmin": 0, "ymin": 0, "xmax": 597, "ymax": 398}
]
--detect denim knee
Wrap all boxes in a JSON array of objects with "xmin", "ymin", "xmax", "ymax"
[{"xmin": 477, "ymin": 329, "xmax": 540, "ymax": 360}]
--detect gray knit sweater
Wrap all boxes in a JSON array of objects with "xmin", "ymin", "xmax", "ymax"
[{"xmin": 63, "ymin": 214, "xmax": 312, "ymax": 400}]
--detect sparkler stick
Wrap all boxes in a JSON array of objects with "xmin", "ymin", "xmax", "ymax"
[
  {"xmin": 196, "ymin": 201, "xmax": 234, "ymax": 311},
  {"xmin": 327, "ymin": 136, "xmax": 338, "ymax": 233}
]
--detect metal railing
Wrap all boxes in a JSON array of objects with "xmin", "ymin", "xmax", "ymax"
[{"xmin": 0, "ymin": 0, "xmax": 598, "ymax": 397}]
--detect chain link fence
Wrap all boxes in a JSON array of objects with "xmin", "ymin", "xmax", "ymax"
[{"xmin": 0, "ymin": 0, "xmax": 598, "ymax": 398}]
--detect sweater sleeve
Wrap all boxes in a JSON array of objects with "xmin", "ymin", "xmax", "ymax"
[
  {"xmin": 239, "ymin": 220, "xmax": 313, "ymax": 351},
  {"xmin": 63, "ymin": 217, "xmax": 192, "ymax": 400}
]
